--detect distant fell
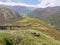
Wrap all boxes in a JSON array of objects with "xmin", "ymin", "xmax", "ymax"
[{"xmin": 0, "ymin": 5, "xmax": 22, "ymax": 25}]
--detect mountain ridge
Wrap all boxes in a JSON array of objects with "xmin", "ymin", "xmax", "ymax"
[{"xmin": 0, "ymin": 5, "xmax": 22, "ymax": 25}]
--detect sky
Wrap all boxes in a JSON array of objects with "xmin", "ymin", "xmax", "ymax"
[{"xmin": 0, "ymin": 0, "xmax": 60, "ymax": 8}]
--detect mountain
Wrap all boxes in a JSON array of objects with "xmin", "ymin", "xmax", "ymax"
[
  {"xmin": 28, "ymin": 6, "xmax": 60, "ymax": 31},
  {"xmin": 8, "ymin": 6, "xmax": 60, "ymax": 31},
  {"xmin": 0, "ymin": 5, "xmax": 22, "ymax": 25},
  {"xmin": 10, "ymin": 6, "xmax": 35, "ymax": 13},
  {"xmin": 7, "ymin": 5, "xmax": 60, "ymax": 31}
]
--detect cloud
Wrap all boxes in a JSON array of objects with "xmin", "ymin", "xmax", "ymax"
[
  {"xmin": 0, "ymin": 0, "xmax": 60, "ymax": 8},
  {"xmin": 37, "ymin": 0, "xmax": 60, "ymax": 8},
  {"xmin": 7, "ymin": 0, "xmax": 12, "ymax": 2},
  {"xmin": 0, "ymin": 1, "xmax": 37, "ymax": 8}
]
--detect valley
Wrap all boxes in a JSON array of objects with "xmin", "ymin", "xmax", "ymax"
[{"xmin": 0, "ymin": 5, "xmax": 60, "ymax": 45}]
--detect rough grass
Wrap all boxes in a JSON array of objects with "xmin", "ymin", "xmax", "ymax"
[
  {"xmin": 15, "ymin": 18, "xmax": 60, "ymax": 40},
  {"xmin": 0, "ymin": 30, "xmax": 60, "ymax": 45},
  {"xmin": 0, "ymin": 18, "xmax": 60, "ymax": 45}
]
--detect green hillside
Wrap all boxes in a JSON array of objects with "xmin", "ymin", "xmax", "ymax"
[
  {"xmin": 0, "ymin": 18, "xmax": 60, "ymax": 45},
  {"xmin": 15, "ymin": 18, "xmax": 60, "ymax": 40},
  {"xmin": 0, "ymin": 30, "xmax": 60, "ymax": 45},
  {"xmin": 0, "ymin": 5, "xmax": 60, "ymax": 45},
  {"xmin": 28, "ymin": 7, "xmax": 60, "ymax": 31}
]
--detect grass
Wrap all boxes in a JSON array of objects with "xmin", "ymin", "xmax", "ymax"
[
  {"xmin": 15, "ymin": 18, "xmax": 60, "ymax": 40},
  {"xmin": 0, "ymin": 30, "xmax": 60, "ymax": 45},
  {"xmin": 0, "ymin": 18, "xmax": 60, "ymax": 45}
]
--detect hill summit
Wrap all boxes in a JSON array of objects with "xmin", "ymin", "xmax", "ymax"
[{"xmin": 15, "ymin": 18, "xmax": 60, "ymax": 40}]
